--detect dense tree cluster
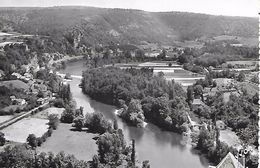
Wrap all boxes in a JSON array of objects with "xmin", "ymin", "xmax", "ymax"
[
  {"xmin": 207, "ymin": 93, "xmax": 258, "ymax": 147},
  {"xmin": 196, "ymin": 127, "xmax": 258, "ymax": 168},
  {"xmin": 196, "ymin": 127, "xmax": 239, "ymax": 164},
  {"xmin": 82, "ymin": 67, "xmax": 189, "ymax": 132},
  {"xmin": 202, "ymin": 42, "xmax": 258, "ymax": 59},
  {"xmin": 0, "ymin": 144, "xmax": 90, "ymax": 168},
  {"xmin": 0, "ymin": 44, "xmax": 32, "ymax": 78},
  {"xmin": 119, "ymin": 99, "xmax": 145, "ymax": 127},
  {"xmin": 250, "ymin": 74, "xmax": 259, "ymax": 84},
  {"xmin": 84, "ymin": 113, "xmax": 112, "ymax": 134}
]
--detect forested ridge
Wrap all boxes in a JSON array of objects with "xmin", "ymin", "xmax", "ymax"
[{"xmin": 0, "ymin": 7, "xmax": 257, "ymax": 45}]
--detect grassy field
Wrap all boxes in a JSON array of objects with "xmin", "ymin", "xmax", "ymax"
[
  {"xmin": 1, "ymin": 117, "xmax": 49, "ymax": 143},
  {"xmin": 0, "ymin": 115, "xmax": 13, "ymax": 124},
  {"xmin": 0, "ymin": 80, "xmax": 29, "ymax": 90},
  {"xmin": 38, "ymin": 123, "xmax": 98, "ymax": 161},
  {"xmin": 219, "ymin": 128, "xmax": 242, "ymax": 150}
]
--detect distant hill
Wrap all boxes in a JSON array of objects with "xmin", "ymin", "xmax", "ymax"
[{"xmin": 0, "ymin": 6, "xmax": 257, "ymax": 46}]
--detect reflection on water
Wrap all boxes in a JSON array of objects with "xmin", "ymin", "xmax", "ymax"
[{"xmin": 59, "ymin": 61, "xmax": 209, "ymax": 168}]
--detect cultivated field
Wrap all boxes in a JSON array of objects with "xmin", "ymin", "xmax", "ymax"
[
  {"xmin": 38, "ymin": 123, "xmax": 98, "ymax": 161},
  {"xmin": 1, "ymin": 117, "xmax": 49, "ymax": 143}
]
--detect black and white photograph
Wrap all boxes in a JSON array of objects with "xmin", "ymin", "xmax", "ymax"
[{"xmin": 0, "ymin": 0, "xmax": 258, "ymax": 168}]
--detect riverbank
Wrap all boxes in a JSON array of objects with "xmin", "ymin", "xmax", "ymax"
[{"xmin": 51, "ymin": 55, "xmax": 84, "ymax": 70}]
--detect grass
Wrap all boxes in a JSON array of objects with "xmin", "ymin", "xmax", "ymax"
[
  {"xmin": 219, "ymin": 128, "xmax": 241, "ymax": 150},
  {"xmin": 38, "ymin": 123, "xmax": 98, "ymax": 161},
  {"xmin": 1, "ymin": 117, "xmax": 49, "ymax": 143},
  {"xmin": 0, "ymin": 115, "xmax": 13, "ymax": 124},
  {"xmin": 0, "ymin": 80, "xmax": 29, "ymax": 90}
]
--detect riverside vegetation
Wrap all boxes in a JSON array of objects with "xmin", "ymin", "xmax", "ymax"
[{"xmin": 82, "ymin": 67, "xmax": 189, "ymax": 132}]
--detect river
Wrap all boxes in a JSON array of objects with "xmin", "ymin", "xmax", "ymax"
[{"xmin": 59, "ymin": 61, "xmax": 209, "ymax": 168}]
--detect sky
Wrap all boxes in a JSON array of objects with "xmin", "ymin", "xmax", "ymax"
[{"xmin": 0, "ymin": 0, "xmax": 258, "ymax": 17}]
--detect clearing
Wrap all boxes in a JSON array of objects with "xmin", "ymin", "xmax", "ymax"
[
  {"xmin": 1, "ymin": 117, "xmax": 49, "ymax": 143},
  {"xmin": 38, "ymin": 123, "xmax": 98, "ymax": 161},
  {"xmin": 219, "ymin": 128, "xmax": 241, "ymax": 150}
]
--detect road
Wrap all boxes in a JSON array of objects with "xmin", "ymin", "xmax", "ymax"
[{"xmin": 0, "ymin": 102, "xmax": 49, "ymax": 130}]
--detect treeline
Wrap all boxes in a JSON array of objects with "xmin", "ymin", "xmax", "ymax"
[
  {"xmin": 177, "ymin": 42, "xmax": 258, "ymax": 74},
  {"xmin": 0, "ymin": 131, "xmax": 150, "ymax": 168},
  {"xmin": 82, "ymin": 67, "xmax": 189, "ymax": 132}
]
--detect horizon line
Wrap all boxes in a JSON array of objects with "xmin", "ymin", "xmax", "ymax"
[{"xmin": 0, "ymin": 5, "xmax": 257, "ymax": 18}]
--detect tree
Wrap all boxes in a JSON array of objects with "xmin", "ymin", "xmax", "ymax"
[
  {"xmin": 75, "ymin": 106, "xmax": 84, "ymax": 117},
  {"xmin": 97, "ymin": 130, "xmax": 126, "ymax": 166},
  {"xmin": 131, "ymin": 139, "xmax": 136, "ymax": 167},
  {"xmin": 142, "ymin": 160, "xmax": 150, "ymax": 168},
  {"xmin": 60, "ymin": 107, "xmax": 75, "ymax": 123},
  {"xmin": 92, "ymin": 155, "xmax": 100, "ymax": 168},
  {"xmin": 73, "ymin": 116, "xmax": 85, "ymax": 131},
  {"xmin": 212, "ymin": 80, "xmax": 217, "ymax": 88},
  {"xmin": 113, "ymin": 119, "xmax": 118, "ymax": 130},
  {"xmin": 197, "ymin": 129, "xmax": 214, "ymax": 154},
  {"xmin": 237, "ymin": 72, "xmax": 245, "ymax": 82},
  {"xmin": 187, "ymin": 86, "xmax": 194, "ymax": 103},
  {"xmin": 178, "ymin": 54, "xmax": 193, "ymax": 64},
  {"xmin": 48, "ymin": 114, "xmax": 59, "ymax": 130},
  {"xmin": 157, "ymin": 49, "xmax": 166, "ymax": 60},
  {"xmin": 86, "ymin": 113, "xmax": 112, "ymax": 134},
  {"xmin": 252, "ymin": 93, "xmax": 259, "ymax": 104},
  {"xmin": 27, "ymin": 134, "xmax": 37, "ymax": 148},
  {"xmin": 193, "ymin": 85, "xmax": 203, "ymax": 99},
  {"xmin": 135, "ymin": 49, "xmax": 145, "ymax": 61},
  {"xmin": 120, "ymin": 99, "xmax": 144, "ymax": 127},
  {"xmin": 0, "ymin": 132, "xmax": 5, "ymax": 146}
]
